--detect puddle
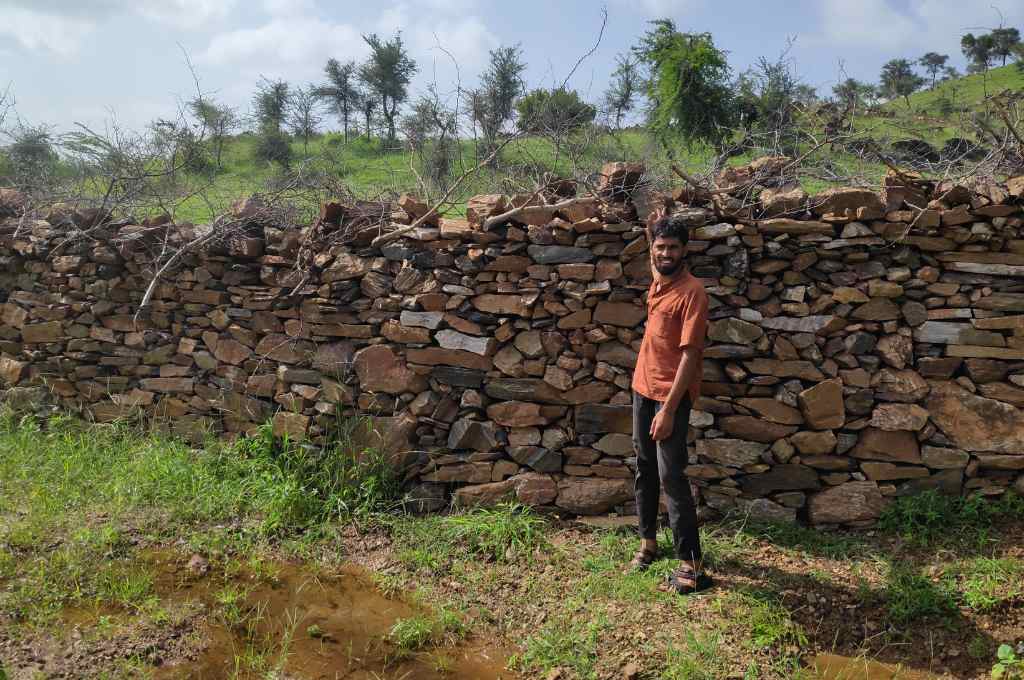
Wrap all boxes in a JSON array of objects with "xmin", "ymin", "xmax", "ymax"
[
  {"xmin": 810, "ymin": 653, "xmax": 941, "ymax": 680},
  {"xmin": 70, "ymin": 550, "xmax": 518, "ymax": 680}
]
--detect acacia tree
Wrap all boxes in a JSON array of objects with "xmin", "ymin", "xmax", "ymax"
[
  {"xmin": 288, "ymin": 85, "xmax": 322, "ymax": 154},
  {"xmin": 515, "ymin": 87, "xmax": 596, "ymax": 135},
  {"xmin": 879, "ymin": 59, "xmax": 925, "ymax": 107},
  {"xmin": 919, "ymin": 52, "xmax": 949, "ymax": 88},
  {"xmin": 469, "ymin": 45, "xmax": 526, "ymax": 162},
  {"xmin": 253, "ymin": 78, "xmax": 291, "ymax": 132},
  {"xmin": 315, "ymin": 58, "xmax": 360, "ymax": 141},
  {"xmin": 604, "ymin": 53, "xmax": 641, "ymax": 128},
  {"xmin": 633, "ymin": 19, "xmax": 734, "ymax": 149},
  {"xmin": 962, "ymin": 33, "xmax": 996, "ymax": 72},
  {"xmin": 358, "ymin": 32, "xmax": 417, "ymax": 143},
  {"xmin": 991, "ymin": 27, "xmax": 1021, "ymax": 66},
  {"xmin": 189, "ymin": 98, "xmax": 237, "ymax": 169}
]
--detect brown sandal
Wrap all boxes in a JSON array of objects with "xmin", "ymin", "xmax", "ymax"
[
  {"xmin": 661, "ymin": 563, "xmax": 714, "ymax": 595},
  {"xmin": 624, "ymin": 547, "xmax": 659, "ymax": 574}
]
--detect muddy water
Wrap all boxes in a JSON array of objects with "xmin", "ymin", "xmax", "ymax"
[
  {"xmin": 135, "ymin": 551, "xmax": 518, "ymax": 680},
  {"xmin": 810, "ymin": 653, "xmax": 941, "ymax": 680}
]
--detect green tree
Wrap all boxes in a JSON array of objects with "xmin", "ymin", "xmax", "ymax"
[
  {"xmin": 188, "ymin": 98, "xmax": 237, "ymax": 169},
  {"xmin": 315, "ymin": 58, "xmax": 360, "ymax": 141},
  {"xmin": 632, "ymin": 19, "xmax": 734, "ymax": 148},
  {"xmin": 358, "ymin": 32, "xmax": 417, "ymax": 142},
  {"xmin": 515, "ymin": 87, "xmax": 596, "ymax": 135},
  {"xmin": 254, "ymin": 128, "xmax": 292, "ymax": 168},
  {"xmin": 832, "ymin": 78, "xmax": 868, "ymax": 108},
  {"xmin": 961, "ymin": 33, "xmax": 996, "ymax": 72},
  {"xmin": 604, "ymin": 53, "xmax": 641, "ymax": 128},
  {"xmin": 2, "ymin": 124, "xmax": 58, "ymax": 187},
  {"xmin": 402, "ymin": 88, "xmax": 458, "ymax": 189},
  {"xmin": 288, "ymin": 85, "xmax": 322, "ymax": 154},
  {"xmin": 918, "ymin": 52, "xmax": 949, "ymax": 88},
  {"xmin": 253, "ymin": 78, "xmax": 291, "ymax": 132},
  {"xmin": 879, "ymin": 58, "xmax": 925, "ymax": 107},
  {"xmin": 470, "ymin": 45, "xmax": 526, "ymax": 161},
  {"xmin": 991, "ymin": 27, "xmax": 1021, "ymax": 66}
]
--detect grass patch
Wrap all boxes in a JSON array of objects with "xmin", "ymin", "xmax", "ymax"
[
  {"xmin": 662, "ymin": 630, "xmax": 727, "ymax": 680},
  {"xmin": 884, "ymin": 564, "xmax": 958, "ymax": 625},
  {"xmin": 388, "ymin": 605, "xmax": 468, "ymax": 659},
  {"xmin": 387, "ymin": 503, "xmax": 548, "ymax": 570},
  {"xmin": 946, "ymin": 557, "xmax": 1024, "ymax": 612},
  {"xmin": 511, "ymin": 614, "xmax": 606, "ymax": 680},
  {"xmin": 878, "ymin": 490, "xmax": 1024, "ymax": 547}
]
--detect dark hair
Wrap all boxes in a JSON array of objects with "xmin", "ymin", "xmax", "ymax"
[{"xmin": 650, "ymin": 214, "xmax": 691, "ymax": 245}]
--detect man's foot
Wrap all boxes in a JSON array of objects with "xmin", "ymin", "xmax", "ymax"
[
  {"xmin": 623, "ymin": 547, "xmax": 658, "ymax": 574},
  {"xmin": 659, "ymin": 563, "xmax": 713, "ymax": 595}
]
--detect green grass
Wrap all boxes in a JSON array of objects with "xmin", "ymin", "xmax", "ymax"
[
  {"xmin": 947, "ymin": 557, "xmax": 1024, "ymax": 612},
  {"xmin": 878, "ymin": 489, "xmax": 1024, "ymax": 547},
  {"xmin": 884, "ymin": 564, "xmax": 958, "ymax": 625},
  {"xmin": 511, "ymin": 614, "xmax": 607, "ymax": 680}
]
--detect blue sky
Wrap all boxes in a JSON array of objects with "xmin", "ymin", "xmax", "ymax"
[{"xmin": 2, "ymin": 0, "xmax": 1022, "ymax": 133}]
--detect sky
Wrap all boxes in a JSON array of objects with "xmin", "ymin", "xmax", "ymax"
[{"xmin": 2, "ymin": 0, "xmax": 1023, "ymax": 134}]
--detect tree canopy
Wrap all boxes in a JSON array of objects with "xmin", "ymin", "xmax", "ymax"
[
  {"xmin": 515, "ymin": 87, "xmax": 596, "ymax": 135},
  {"xmin": 879, "ymin": 59, "xmax": 925, "ymax": 107},
  {"xmin": 632, "ymin": 19, "xmax": 734, "ymax": 149},
  {"xmin": 315, "ymin": 58, "xmax": 361, "ymax": 141},
  {"xmin": 358, "ymin": 32, "xmax": 417, "ymax": 142}
]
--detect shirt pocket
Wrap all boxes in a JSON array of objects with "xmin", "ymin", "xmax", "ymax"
[{"xmin": 647, "ymin": 310, "xmax": 681, "ymax": 342}]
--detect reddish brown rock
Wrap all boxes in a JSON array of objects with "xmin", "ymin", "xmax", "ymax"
[
  {"xmin": 555, "ymin": 477, "xmax": 633, "ymax": 514},
  {"xmin": 354, "ymin": 345, "xmax": 426, "ymax": 394},
  {"xmin": 852, "ymin": 428, "xmax": 921, "ymax": 463},
  {"xmin": 798, "ymin": 379, "xmax": 845, "ymax": 429},
  {"xmin": 926, "ymin": 381, "xmax": 1024, "ymax": 454}
]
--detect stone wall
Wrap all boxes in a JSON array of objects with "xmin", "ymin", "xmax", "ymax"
[{"xmin": 2, "ymin": 166, "xmax": 1024, "ymax": 526}]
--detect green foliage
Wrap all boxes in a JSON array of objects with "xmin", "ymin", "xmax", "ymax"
[
  {"xmin": 388, "ymin": 606, "xmax": 467, "ymax": 658},
  {"xmin": 879, "ymin": 58, "xmax": 926, "ymax": 106},
  {"xmin": 919, "ymin": 52, "xmax": 950, "ymax": 88},
  {"xmin": 390, "ymin": 503, "xmax": 548, "ymax": 569},
  {"xmin": 604, "ymin": 52, "xmax": 641, "ymax": 128},
  {"xmin": 946, "ymin": 558, "xmax": 1024, "ymax": 612},
  {"xmin": 253, "ymin": 78, "xmax": 291, "ymax": 132},
  {"xmin": 0, "ymin": 410, "xmax": 400, "ymax": 539},
  {"xmin": 662, "ymin": 630, "xmax": 726, "ymax": 680},
  {"xmin": 315, "ymin": 58, "xmax": 361, "ymax": 141},
  {"xmin": 511, "ymin": 615, "xmax": 605, "ymax": 680},
  {"xmin": 2, "ymin": 123, "xmax": 58, "ymax": 186},
  {"xmin": 471, "ymin": 44, "xmax": 527, "ymax": 147},
  {"xmin": 884, "ymin": 565, "xmax": 957, "ymax": 624},
  {"xmin": 359, "ymin": 32, "xmax": 418, "ymax": 141},
  {"xmin": 994, "ymin": 644, "xmax": 1024, "ymax": 680},
  {"xmin": 253, "ymin": 127, "xmax": 293, "ymax": 169},
  {"xmin": 633, "ymin": 19, "xmax": 734, "ymax": 148},
  {"xmin": 879, "ymin": 490, "xmax": 1024, "ymax": 545},
  {"xmin": 515, "ymin": 87, "xmax": 596, "ymax": 135}
]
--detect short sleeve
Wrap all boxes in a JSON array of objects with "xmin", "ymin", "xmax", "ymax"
[{"xmin": 677, "ymin": 289, "xmax": 708, "ymax": 350}]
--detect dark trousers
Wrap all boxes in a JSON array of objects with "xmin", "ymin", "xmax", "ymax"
[{"xmin": 632, "ymin": 392, "xmax": 701, "ymax": 561}]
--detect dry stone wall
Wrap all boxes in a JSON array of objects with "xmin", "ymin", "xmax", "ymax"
[{"xmin": 2, "ymin": 166, "xmax": 1024, "ymax": 526}]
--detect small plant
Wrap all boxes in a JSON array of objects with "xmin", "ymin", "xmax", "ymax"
[
  {"xmin": 879, "ymin": 490, "xmax": 1024, "ymax": 546},
  {"xmin": 307, "ymin": 624, "xmax": 324, "ymax": 638},
  {"xmin": 441, "ymin": 503, "xmax": 548, "ymax": 562},
  {"xmin": 389, "ymin": 615, "xmax": 435, "ymax": 656},
  {"xmin": 884, "ymin": 565, "xmax": 957, "ymax": 625},
  {"xmin": 993, "ymin": 643, "xmax": 1024, "ymax": 680}
]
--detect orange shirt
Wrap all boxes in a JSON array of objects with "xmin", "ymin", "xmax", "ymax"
[{"xmin": 631, "ymin": 269, "xmax": 709, "ymax": 403}]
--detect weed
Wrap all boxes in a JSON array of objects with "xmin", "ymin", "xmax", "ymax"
[
  {"xmin": 718, "ymin": 588, "xmax": 806, "ymax": 651},
  {"xmin": 441, "ymin": 503, "xmax": 548, "ymax": 562},
  {"xmin": 947, "ymin": 558, "xmax": 1024, "ymax": 612},
  {"xmin": 662, "ymin": 630, "xmax": 726, "ymax": 680},
  {"xmin": 879, "ymin": 490, "xmax": 1024, "ymax": 546},
  {"xmin": 512, "ymin": 615, "xmax": 605, "ymax": 680},
  {"xmin": 993, "ymin": 643, "xmax": 1024, "ymax": 680},
  {"xmin": 96, "ymin": 563, "xmax": 155, "ymax": 611},
  {"xmin": 884, "ymin": 565, "xmax": 957, "ymax": 625},
  {"xmin": 387, "ymin": 604, "xmax": 467, "ymax": 659}
]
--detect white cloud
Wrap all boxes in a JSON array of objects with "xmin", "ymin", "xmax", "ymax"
[
  {"xmin": 0, "ymin": 6, "xmax": 96, "ymax": 56},
  {"xmin": 200, "ymin": 16, "xmax": 366, "ymax": 73},
  {"xmin": 135, "ymin": 0, "xmax": 239, "ymax": 29},
  {"xmin": 816, "ymin": 0, "xmax": 917, "ymax": 50}
]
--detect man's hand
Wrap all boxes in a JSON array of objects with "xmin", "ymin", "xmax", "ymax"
[{"xmin": 650, "ymin": 406, "xmax": 675, "ymax": 441}]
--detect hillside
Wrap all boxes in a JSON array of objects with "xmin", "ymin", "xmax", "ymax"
[{"xmin": 122, "ymin": 65, "xmax": 1024, "ymax": 224}]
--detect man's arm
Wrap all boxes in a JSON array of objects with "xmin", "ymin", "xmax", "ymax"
[{"xmin": 649, "ymin": 347, "xmax": 700, "ymax": 441}]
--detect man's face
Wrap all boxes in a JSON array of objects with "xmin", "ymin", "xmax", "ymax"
[{"xmin": 652, "ymin": 235, "xmax": 686, "ymax": 276}]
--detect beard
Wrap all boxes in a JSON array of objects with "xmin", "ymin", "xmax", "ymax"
[{"xmin": 654, "ymin": 258, "xmax": 684, "ymax": 276}]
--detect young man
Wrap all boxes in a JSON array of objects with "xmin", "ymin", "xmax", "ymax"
[{"xmin": 626, "ymin": 210, "xmax": 712, "ymax": 594}]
